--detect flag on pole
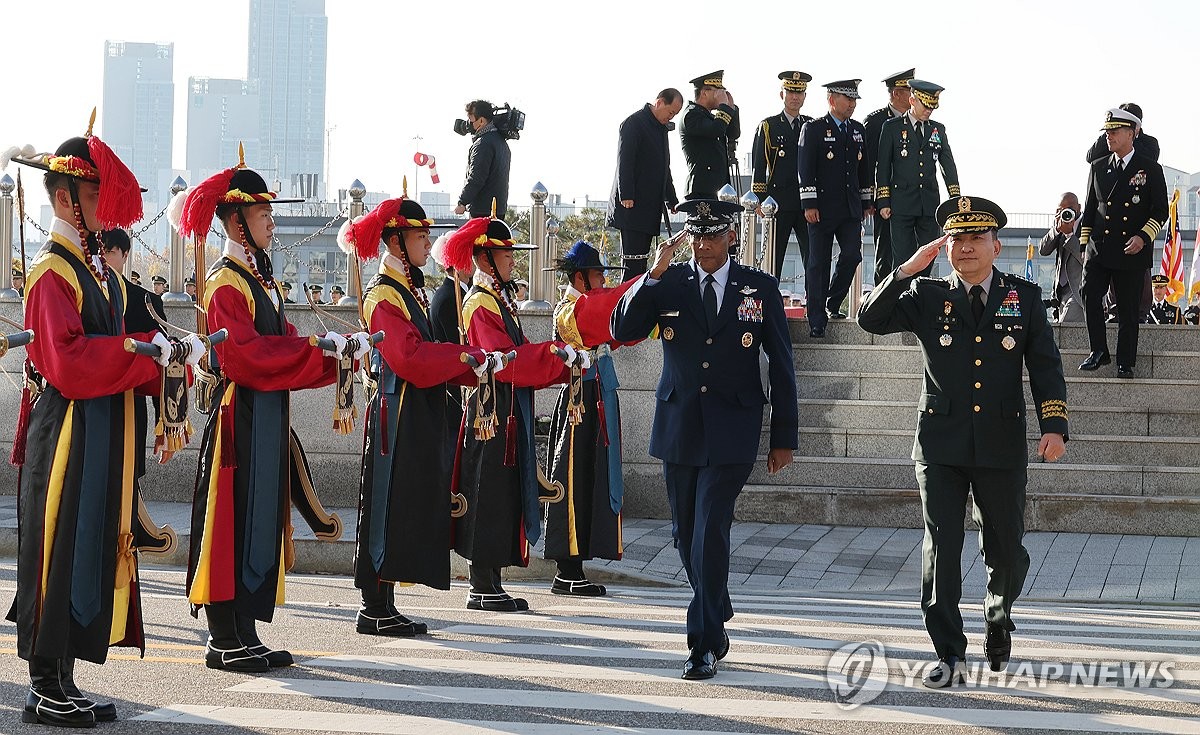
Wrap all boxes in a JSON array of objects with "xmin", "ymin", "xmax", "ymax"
[
  {"xmin": 1188, "ymin": 191, "xmax": 1200, "ymax": 303},
  {"xmin": 1025, "ymin": 237, "xmax": 1036, "ymax": 281},
  {"xmin": 1161, "ymin": 189, "xmax": 1184, "ymax": 303}
]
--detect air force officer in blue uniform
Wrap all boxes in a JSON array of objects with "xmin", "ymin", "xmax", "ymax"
[{"xmin": 611, "ymin": 199, "xmax": 798, "ymax": 680}]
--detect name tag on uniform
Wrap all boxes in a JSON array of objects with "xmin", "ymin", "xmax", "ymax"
[
  {"xmin": 737, "ymin": 297, "xmax": 763, "ymax": 322},
  {"xmin": 659, "ymin": 310, "xmax": 680, "ymax": 317},
  {"xmin": 824, "ymin": 136, "xmax": 837, "ymax": 142}
]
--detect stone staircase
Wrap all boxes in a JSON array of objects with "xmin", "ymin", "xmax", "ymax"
[{"xmin": 613, "ymin": 319, "xmax": 1200, "ymax": 537}]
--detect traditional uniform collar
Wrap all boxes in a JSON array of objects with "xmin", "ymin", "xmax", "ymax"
[
  {"xmin": 50, "ymin": 216, "xmax": 94, "ymax": 269},
  {"xmin": 221, "ymin": 236, "xmax": 279, "ymax": 307},
  {"xmin": 380, "ymin": 253, "xmax": 411, "ymax": 288},
  {"xmin": 560, "ymin": 283, "xmax": 582, "ymax": 301}
]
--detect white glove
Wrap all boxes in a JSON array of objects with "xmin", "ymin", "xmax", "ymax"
[
  {"xmin": 322, "ymin": 331, "xmax": 347, "ymax": 358},
  {"xmin": 559, "ymin": 344, "xmax": 578, "ymax": 366},
  {"xmin": 182, "ymin": 333, "xmax": 207, "ymax": 366},
  {"xmin": 472, "ymin": 351, "xmax": 508, "ymax": 378},
  {"xmin": 150, "ymin": 331, "xmax": 172, "ymax": 368},
  {"xmin": 349, "ymin": 331, "xmax": 372, "ymax": 362},
  {"xmin": 577, "ymin": 349, "xmax": 593, "ymax": 370}
]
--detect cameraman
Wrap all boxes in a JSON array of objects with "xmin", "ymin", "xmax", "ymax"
[
  {"xmin": 1039, "ymin": 192, "xmax": 1085, "ymax": 322},
  {"xmin": 455, "ymin": 100, "xmax": 512, "ymax": 219}
]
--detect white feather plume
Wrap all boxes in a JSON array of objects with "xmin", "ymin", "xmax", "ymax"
[
  {"xmin": 336, "ymin": 218, "xmax": 357, "ymax": 255},
  {"xmin": 430, "ymin": 232, "xmax": 453, "ymax": 269},
  {"xmin": 0, "ymin": 144, "xmax": 36, "ymax": 171},
  {"xmin": 166, "ymin": 189, "xmax": 190, "ymax": 232}
]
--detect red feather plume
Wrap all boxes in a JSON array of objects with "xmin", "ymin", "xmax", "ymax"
[
  {"xmin": 179, "ymin": 167, "xmax": 237, "ymax": 241},
  {"xmin": 442, "ymin": 217, "xmax": 490, "ymax": 272},
  {"xmin": 348, "ymin": 198, "xmax": 403, "ymax": 262},
  {"xmin": 87, "ymin": 136, "xmax": 144, "ymax": 228}
]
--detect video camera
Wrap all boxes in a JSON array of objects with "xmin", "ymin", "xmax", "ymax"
[{"xmin": 453, "ymin": 103, "xmax": 526, "ymax": 140}]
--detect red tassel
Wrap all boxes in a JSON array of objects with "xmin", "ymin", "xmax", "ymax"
[
  {"xmin": 9, "ymin": 384, "xmax": 31, "ymax": 467},
  {"xmin": 219, "ymin": 403, "xmax": 237, "ymax": 468},
  {"xmin": 87, "ymin": 136, "xmax": 144, "ymax": 228},
  {"xmin": 378, "ymin": 395, "xmax": 389, "ymax": 457},
  {"xmin": 503, "ymin": 411, "xmax": 517, "ymax": 468},
  {"xmin": 596, "ymin": 398, "xmax": 609, "ymax": 448}
]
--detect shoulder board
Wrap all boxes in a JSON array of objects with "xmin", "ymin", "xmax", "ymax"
[{"xmin": 1003, "ymin": 272, "xmax": 1039, "ymax": 289}]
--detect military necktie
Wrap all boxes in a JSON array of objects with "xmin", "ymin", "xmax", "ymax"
[
  {"xmin": 703, "ymin": 274, "xmax": 718, "ymax": 331},
  {"xmin": 970, "ymin": 284, "xmax": 985, "ymax": 323},
  {"xmin": 792, "ymin": 117, "xmax": 800, "ymax": 133},
  {"xmin": 916, "ymin": 121, "xmax": 924, "ymax": 138}
]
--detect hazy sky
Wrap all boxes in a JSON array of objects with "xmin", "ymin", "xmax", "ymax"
[{"xmin": 4, "ymin": 0, "xmax": 1199, "ymax": 221}]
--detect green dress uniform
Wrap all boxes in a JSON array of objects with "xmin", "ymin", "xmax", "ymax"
[
  {"xmin": 864, "ymin": 68, "xmax": 916, "ymax": 286},
  {"xmin": 858, "ymin": 196, "xmax": 1068, "ymax": 675},
  {"xmin": 679, "ymin": 70, "xmax": 740, "ymax": 199},
  {"xmin": 751, "ymin": 71, "xmax": 812, "ymax": 277},
  {"xmin": 875, "ymin": 81, "xmax": 960, "ymax": 275}
]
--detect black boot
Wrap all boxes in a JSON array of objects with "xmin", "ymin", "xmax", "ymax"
[
  {"xmin": 23, "ymin": 656, "xmax": 96, "ymax": 728},
  {"xmin": 236, "ymin": 613, "xmax": 294, "ymax": 668},
  {"xmin": 551, "ymin": 558, "xmax": 606, "ymax": 597},
  {"xmin": 466, "ymin": 565, "xmax": 527, "ymax": 612},
  {"xmin": 59, "ymin": 658, "xmax": 116, "ymax": 722},
  {"xmin": 203, "ymin": 603, "xmax": 269, "ymax": 673},
  {"xmin": 356, "ymin": 582, "xmax": 425, "ymax": 637}
]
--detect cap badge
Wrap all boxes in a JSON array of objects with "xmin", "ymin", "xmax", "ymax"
[
  {"xmin": 958, "ymin": 196, "xmax": 971, "ymax": 213},
  {"xmin": 696, "ymin": 202, "xmax": 711, "ymax": 217}
]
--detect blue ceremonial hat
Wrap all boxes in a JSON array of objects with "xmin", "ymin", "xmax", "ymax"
[
  {"xmin": 549, "ymin": 240, "xmax": 627, "ymax": 273},
  {"xmin": 678, "ymin": 199, "xmax": 740, "ymax": 235}
]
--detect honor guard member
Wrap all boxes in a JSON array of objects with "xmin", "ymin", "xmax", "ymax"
[
  {"xmin": 611, "ymin": 199, "xmax": 798, "ymax": 681},
  {"xmin": 152, "ymin": 273, "xmax": 168, "ymax": 295},
  {"xmin": 175, "ymin": 154, "xmax": 363, "ymax": 673},
  {"xmin": 545, "ymin": 241, "xmax": 638, "ymax": 596},
  {"xmin": 798, "ymin": 79, "xmax": 874, "ymax": 337},
  {"xmin": 330, "ymin": 284, "xmax": 347, "ymax": 303},
  {"xmin": 8, "ymin": 124, "xmax": 202, "ymax": 727},
  {"xmin": 279, "ymin": 280, "xmax": 294, "ymax": 303},
  {"xmin": 751, "ymin": 71, "xmax": 813, "ymax": 278},
  {"xmin": 184, "ymin": 275, "xmax": 197, "ymax": 301},
  {"xmin": 1185, "ymin": 296, "xmax": 1200, "ymax": 325},
  {"xmin": 444, "ymin": 215, "xmax": 572, "ymax": 612},
  {"xmin": 308, "ymin": 282, "xmax": 325, "ymax": 304},
  {"xmin": 339, "ymin": 198, "xmax": 485, "ymax": 636},
  {"xmin": 1078, "ymin": 107, "xmax": 1169, "ymax": 378},
  {"xmin": 129, "ymin": 270, "xmax": 142, "ymax": 285},
  {"xmin": 679, "ymin": 70, "xmax": 741, "ymax": 199},
  {"xmin": 859, "ymin": 195, "xmax": 1068, "ymax": 689},
  {"xmin": 876, "ymin": 80, "xmax": 961, "ymax": 277},
  {"xmin": 1149, "ymin": 274, "xmax": 1183, "ymax": 324},
  {"xmin": 13, "ymin": 259, "xmax": 26, "ymax": 295},
  {"xmin": 864, "ymin": 68, "xmax": 916, "ymax": 285}
]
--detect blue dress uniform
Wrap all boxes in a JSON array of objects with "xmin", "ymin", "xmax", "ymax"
[
  {"xmin": 799, "ymin": 80, "xmax": 873, "ymax": 336},
  {"xmin": 751, "ymin": 71, "xmax": 813, "ymax": 277},
  {"xmin": 611, "ymin": 200, "xmax": 797, "ymax": 679},
  {"xmin": 875, "ymin": 80, "xmax": 960, "ymax": 275},
  {"xmin": 864, "ymin": 69, "xmax": 916, "ymax": 286},
  {"xmin": 1079, "ymin": 108, "xmax": 1169, "ymax": 377},
  {"xmin": 679, "ymin": 70, "xmax": 740, "ymax": 199},
  {"xmin": 859, "ymin": 196, "xmax": 1069, "ymax": 687}
]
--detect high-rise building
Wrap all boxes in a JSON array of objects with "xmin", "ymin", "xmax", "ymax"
[
  {"xmin": 101, "ymin": 41, "xmax": 174, "ymax": 197},
  {"xmin": 186, "ymin": 77, "xmax": 261, "ymax": 181},
  {"xmin": 247, "ymin": 0, "xmax": 328, "ymax": 200}
]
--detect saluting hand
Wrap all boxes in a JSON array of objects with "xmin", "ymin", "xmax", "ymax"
[
  {"xmin": 1038, "ymin": 433, "xmax": 1066, "ymax": 463},
  {"xmin": 649, "ymin": 230, "xmax": 687, "ymax": 280},
  {"xmin": 898, "ymin": 234, "xmax": 949, "ymax": 277}
]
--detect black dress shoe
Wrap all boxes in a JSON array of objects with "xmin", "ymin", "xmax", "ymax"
[
  {"xmin": 809, "ymin": 327, "xmax": 826, "ymax": 338},
  {"xmin": 467, "ymin": 592, "xmax": 529, "ymax": 612},
  {"xmin": 827, "ymin": 311, "xmax": 848, "ymax": 320},
  {"xmin": 1117, "ymin": 365, "xmax": 1135, "ymax": 379},
  {"xmin": 984, "ymin": 623, "xmax": 1012, "ymax": 672},
  {"xmin": 356, "ymin": 610, "xmax": 423, "ymax": 637},
  {"xmin": 551, "ymin": 576, "xmax": 607, "ymax": 597},
  {"xmin": 681, "ymin": 649, "xmax": 717, "ymax": 680},
  {"xmin": 204, "ymin": 641, "xmax": 270, "ymax": 673},
  {"xmin": 715, "ymin": 631, "xmax": 730, "ymax": 661},
  {"xmin": 23, "ymin": 688, "xmax": 96, "ymax": 728},
  {"xmin": 922, "ymin": 655, "xmax": 966, "ymax": 689},
  {"xmin": 1078, "ymin": 351, "xmax": 1111, "ymax": 370}
]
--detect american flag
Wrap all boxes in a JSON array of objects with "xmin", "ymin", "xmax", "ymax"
[{"xmin": 1162, "ymin": 189, "xmax": 1184, "ymax": 303}]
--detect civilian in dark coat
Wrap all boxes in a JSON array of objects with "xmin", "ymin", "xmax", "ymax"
[
  {"xmin": 609, "ymin": 89, "xmax": 683, "ymax": 280},
  {"xmin": 455, "ymin": 100, "xmax": 512, "ymax": 220}
]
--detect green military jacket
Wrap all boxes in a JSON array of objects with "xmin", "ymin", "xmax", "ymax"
[
  {"xmin": 875, "ymin": 115, "xmax": 960, "ymax": 216},
  {"xmin": 858, "ymin": 267, "xmax": 1068, "ymax": 469}
]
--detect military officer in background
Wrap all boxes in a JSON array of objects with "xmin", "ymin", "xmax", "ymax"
[
  {"xmin": 1079, "ymin": 107, "xmax": 1169, "ymax": 378},
  {"xmin": 751, "ymin": 71, "xmax": 813, "ymax": 278},
  {"xmin": 864, "ymin": 68, "xmax": 916, "ymax": 286},
  {"xmin": 679, "ymin": 70, "xmax": 740, "ymax": 199},
  {"xmin": 611, "ymin": 199, "xmax": 797, "ymax": 681},
  {"xmin": 1149, "ymin": 274, "xmax": 1183, "ymax": 324},
  {"xmin": 876, "ymin": 80, "xmax": 960, "ymax": 277},
  {"xmin": 859, "ymin": 195, "xmax": 1068, "ymax": 689},
  {"xmin": 151, "ymin": 274, "xmax": 168, "ymax": 296},
  {"xmin": 799, "ymin": 79, "xmax": 873, "ymax": 338}
]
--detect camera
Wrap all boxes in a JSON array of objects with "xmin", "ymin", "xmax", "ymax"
[
  {"xmin": 1057, "ymin": 208, "xmax": 1076, "ymax": 223},
  {"xmin": 452, "ymin": 103, "xmax": 526, "ymax": 140}
]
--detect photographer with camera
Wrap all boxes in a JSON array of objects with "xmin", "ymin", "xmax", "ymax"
[
  {"xmin": 455, "ymin": 100, "xmax": 513, "ymax": 219},
  {"xmin": 1039, "ymin": 192, "xmax": 1085, "ymax": 322}
]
